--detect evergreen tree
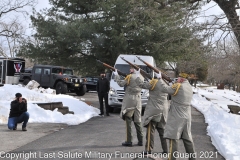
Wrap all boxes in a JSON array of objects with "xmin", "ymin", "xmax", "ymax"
[{"xmin": 18, "ymin": 0, "xmax": 208, "ymax": 76}]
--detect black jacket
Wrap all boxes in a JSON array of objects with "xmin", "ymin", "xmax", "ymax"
[
  {"xmin": 9, "ymin": 100, "xmax": 27, "ymax": 118},
  {"xmin": 96, "ymin": 77, "xmax": 110, "ymax": 94}
]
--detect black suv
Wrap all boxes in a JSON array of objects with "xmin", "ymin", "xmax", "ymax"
[
  {"xmin": 83, "ymin": 76, "xmax": 99, "ymax": 92},
  {"xmin": 19, "ymin": 65, "xmax": 87, "ymax": 96}
]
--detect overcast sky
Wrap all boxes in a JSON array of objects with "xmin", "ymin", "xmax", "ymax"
[{"xmin": 36, "ymin": 0, "xmax": 51, "ymax": 11}]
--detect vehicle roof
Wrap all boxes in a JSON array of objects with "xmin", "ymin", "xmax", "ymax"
[
  {"xmin": 115, "ymin": 54, "xmax": 155, "ymax": 66},
  {"xmin": 33, "ymin": 64, "xmax": 72, "ymax": 69}
]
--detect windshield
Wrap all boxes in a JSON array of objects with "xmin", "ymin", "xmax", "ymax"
[
  {"xmin": 112, "ymin": 64, "xmax": 153, "ymax": 80},
  {"xmin": 85, "ymin": 77, "xmax": 99, "ymax": 82},
  {"xmin": 52, "ymin": 68, "xmax": 73, "ymax": 75},
  {"xmin": 63, "ymin": 69, "xmax": 73, "ymax": 75}
]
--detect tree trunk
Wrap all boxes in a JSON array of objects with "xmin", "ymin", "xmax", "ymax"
[
  {"xmin": 214, "ymin": 0, "xmax": 240, "ymax": 48},
  {"xmin": 237, "ymin": 83, "xmax": 240, "ymax": 92},
  {"xmin": 194, "ymin": 79, "xmax": 197, "ymax": 88}
]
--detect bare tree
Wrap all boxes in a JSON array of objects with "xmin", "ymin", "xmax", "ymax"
[
  {"xmin": 155, "ymin": 0, "xmax": 240, "ymax": 89},
  {"xmin": 0, "ymin": 0, "xmax": 37, "ymax": 57},
  {"xmin": 0, "ymin": 0, "xmax": 37, "ymax": 36},
  {"xmin": 0, "ymin": 18, "xmax": 25, "ymax": 57},
  {"xmin": 207, "ymin": 39, "xmax": 240, "ymax": 91},
  {"xmin": 154, "ymin": 0, "xmax": 240, "ymax": 49},
  {"xmin": 188, "ymin": 0, "xmax": 240, "ymax": 50}
]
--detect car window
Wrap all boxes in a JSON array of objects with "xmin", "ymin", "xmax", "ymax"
[
  {"xmin": 86, "ymin": 78, "xmax": 92, "ymax": 82},
  {"xmin": 112, "ymin": 64, "xmax": 152, "ymax": 80},
  {"xmin": 43, "ymin": 68, "xmax": 50, "ymax": 75},
  {"xmin": 84, "ymin": 77, "xmax": 99, "ymax": 82},
  {"xmin": 34, "ymin": 68, "xmax": 42, "ymax": 74},
  {"xmin": 52, "ymin": 68, "xmax": 62, "ymax": 74}
]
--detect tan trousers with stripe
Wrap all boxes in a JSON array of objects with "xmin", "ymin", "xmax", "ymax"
[
  {"xmin": 125, "ymin": 116, "xmax": 143, "ymax": 143},
  {"xmin": 145, "ymin": 121, "xmax": 168, "ymax": 153},
  {"xmin": 168, "ymin": 139, "xmax": 196, "ymax": 160}
]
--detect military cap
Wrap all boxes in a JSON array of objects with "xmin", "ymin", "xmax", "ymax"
[{"xmin": 179, "ymin": 72, "xmax": 189, "ymax": 78}]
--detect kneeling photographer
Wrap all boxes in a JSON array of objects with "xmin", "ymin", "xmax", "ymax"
[{"xmin": 8, "ymin": 93, "xmax": 29, "ymax": 131}]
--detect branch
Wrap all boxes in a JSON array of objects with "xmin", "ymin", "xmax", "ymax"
[
  {"xmin": 0, "ymin": 29, "xmax": 14, "ymax": 37},
  {"xmin": 0, "ymin": 0, "xmax": 37, "ymax": 18}
]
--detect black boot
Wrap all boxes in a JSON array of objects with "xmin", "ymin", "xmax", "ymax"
[
  {"xmin": 13, "ymin": 124, "xmax": 17, "ymax": 130},
  {"xmin": 138, "ymin": 141, "xmax": 143, "ymax": 146},
  {"xmin": 122, "ymin": 141, "xmax": 132, "ymax": 147}
]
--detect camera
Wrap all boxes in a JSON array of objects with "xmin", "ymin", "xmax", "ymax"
[{"xmin": 22, "ymin": 98, "xmax": 27, "ymax": 103}]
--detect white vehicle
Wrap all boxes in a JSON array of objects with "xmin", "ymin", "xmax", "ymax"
[{"xmin": 108, "ymin": 54, "xmax": 156, "ymax": 112}]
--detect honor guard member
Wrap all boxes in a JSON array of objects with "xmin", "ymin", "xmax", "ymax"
[
  {"xmin": 159, "ymin": 72, "xmax": 196, "ymax": 160},
  {"xmin": 135, "ymin": 69, "xmax": 168, "ymax": 155},
  {"xmin": 113, "ymin": 66, "xmax": 143, "ymax": 147}
]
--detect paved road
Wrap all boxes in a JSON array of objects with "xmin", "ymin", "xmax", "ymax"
[{"xmin": 0, "ymin": 92, "xmax": 225, "ymax": 160}]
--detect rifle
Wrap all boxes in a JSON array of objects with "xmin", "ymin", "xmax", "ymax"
[
  {"xmin": 136, "ymin": 56, "xmax": 172, "ymax": 83},
  {"xmin": 120, "ymin": 57, "xmax": 152, "ymax": 80},
  {"xmin": 96, "ymin": 59, "xmax": 127, "ymax": 77}
]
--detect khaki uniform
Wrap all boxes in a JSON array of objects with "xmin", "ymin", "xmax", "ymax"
[
  {"xmin": 135, "ymin": 77, "xmax": 168, "ymax": 153},
  {"xmin": 115, "ymin": 73, "xmax": 143, "ymax": 143},
  {"xmin": 159, "ymin": 79, "xmax": 196, "ymax": 160}
]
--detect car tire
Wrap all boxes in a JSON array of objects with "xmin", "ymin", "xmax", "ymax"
[
  {"xmin": 23, "ymin": 79, "xmax": 30, "ymax": 85},
  {"xmin": 56, "ymin": 81, "xmax": 68, "ymax": 94},
  {"xmin": 76, "ymin": 85, "xmax": 87, "ymax": 96}
]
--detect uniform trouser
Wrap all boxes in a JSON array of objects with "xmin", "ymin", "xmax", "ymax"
[
  {"xmin": 145, "ymin": 121, "xmax": 168, "ymax": 153},
  {"xmin": 98, "ymin": 92, "xmax": 109, "ymax": 114},
  {"xmin": 125, "ymin": 116, "xmax": 143, "ymax": 143},
  {"xmin": 168, "ymin": 139, "xmax": 196, "ymax": 160}
]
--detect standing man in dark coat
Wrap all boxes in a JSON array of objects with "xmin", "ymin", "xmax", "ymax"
[
  {"xmin": 8, "ymin": 93, "xmax": 29, "ymax": 131},
  {"xmin": 96, "ymin": 72, "xmax": 110, "ymax": 116}
]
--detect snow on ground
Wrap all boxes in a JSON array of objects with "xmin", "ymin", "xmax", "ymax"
[
  {"xmin": 192, "ymin": 86, "xmax": 240, "ymax": 160},
  {"xmin": 0, "ymin": 84, "xmax": 99, "ymax": 125}
]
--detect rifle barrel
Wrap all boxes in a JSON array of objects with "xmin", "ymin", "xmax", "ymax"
[
  {"xmin": 120, "ymin": 57, "xmax": 152, "ymax": 80},
  {"xmin": 96, "ymin": 59, "xmax": 127, "ymax": 77},
  {"xmin": 136, "ymin": 56, "xmax": 172, "ymax": 83}
]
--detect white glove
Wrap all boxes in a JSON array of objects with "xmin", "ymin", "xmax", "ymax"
[
  {"xmin": 135, "ymin": 68, "xmax": 140, "ymax": 77},
  {"xmin": 155, "ymin": 71, "xmax": 162, "ymax": 79},
  {"xmin": 113, "ymin": 69, "xmax": 118, "ymax": 75}
]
